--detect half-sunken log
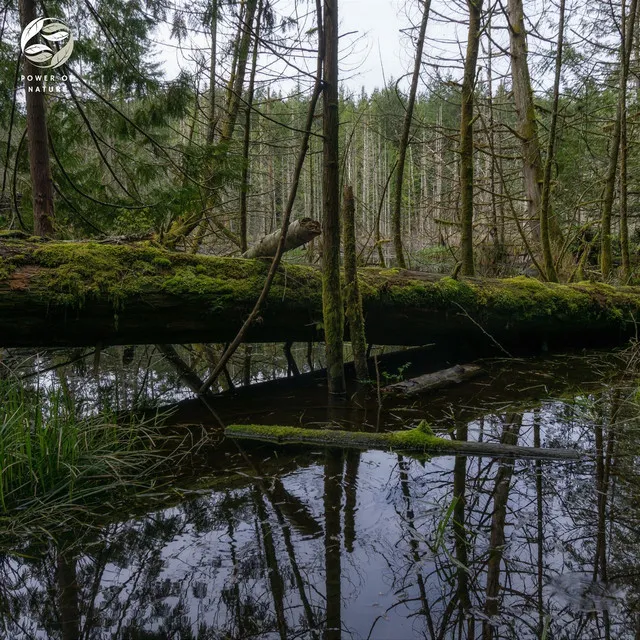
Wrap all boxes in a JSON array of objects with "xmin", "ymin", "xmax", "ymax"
[
  {"xmin": 1, "ymin": 237, "xmax": 640, "ymax": 348},
  {"xmin": 224, "ymin": 424, "xmax": 582, "ymax": 460},
  {"xmin": 383, "ymin": 363, "xmax": 482, "ymax": 396}
]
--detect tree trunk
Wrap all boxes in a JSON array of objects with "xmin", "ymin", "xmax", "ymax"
[
  {"xmin": 3, "ymin": 240, "xmax": 640, "ymax": 350},
  {"xmin": 18, "ymin": 0, "xmax": 55, "ymax": 237},
  {"xmin": 220, "ymin": 0, "xmax": 259, "ymax": 145},
  {"xmin": 322, "ymin": 0, "xmax": 345, "ymax": 396},
  {"xmin": 391, "ymin": 0, "xmax": 431, "ymax": 269},
  {"xmin": 243, "ymin": 217, "xmax": 321, "ymax": 258},
  {"xmin": 539, "ymin": 0, "xmax": 566, "ymax": 283},
  {"xmin": 206, "ymin": 1, "xmax": 219, "ymax": 146},
  {"xmin": 601, "ymin": 0, "xmax": 638, "ymax": 278},
  {"xmin": 342, "ymin": 185, "xmax": 368, "ymax": 380},
  {"xmin": 507, "ymin": 0, "xmax": 545, "ymax": 253},
  {"xmin": 459, "ymin": 0, "xmax": 483, "ymax": 276},
  {"xmin": 240, "ymin": 2, "xmax": 262, "ymax": 253}
]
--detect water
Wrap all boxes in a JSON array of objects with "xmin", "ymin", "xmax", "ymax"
[{"xmin": 1, "ymin": 348, "xmax": 639, "ymax": 639}]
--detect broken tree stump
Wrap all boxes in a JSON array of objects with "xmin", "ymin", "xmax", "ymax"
[{"xmin": 243, "ymin": 217, "xmax": 321, "ymax": 258}]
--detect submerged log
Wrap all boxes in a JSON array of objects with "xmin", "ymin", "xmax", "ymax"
[
  {"xmin": 224, "ymin": 424, "xmax": 582, "ymax": 460},
  {"xmin": 2, "ymin": 237, "xmax": 640, "ymax": 348},
  {"xmin": 383, "ymin": 363, "xmax": 482, "ymax": 396},
  {"xmin": 243, "ymin": 217, "xmax": 321, "ymax": 258}
]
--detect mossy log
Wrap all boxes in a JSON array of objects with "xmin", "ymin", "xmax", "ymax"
[
  {"xmin": 224, "ymin": 424, "xmax": 582, "ymax": 460},
  {"xmin": 1, "ymin": 237, "xmax": 640, "ymax": 348},
  {"xmin": 383, "ymin": 363, "xmax": 482, "ymax": 396}
]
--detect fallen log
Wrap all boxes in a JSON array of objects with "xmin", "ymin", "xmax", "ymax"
[
  {"xmin": 224, "ymin": 424, "xmax": 582, "ymax": 460},
  {"xmin": 1, "ymin": 237, "xmax": 640, "ymax": 348},
  {"xmin": 383, "ymin": 363, "xmax": 482, "ymax": 395},
  {"xmin": 242, "ymin": 217, "xmax": 321, "ymax": 258}
]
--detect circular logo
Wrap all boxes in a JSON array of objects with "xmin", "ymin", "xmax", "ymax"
[{"xmin": 20, "ymin": 17, "xmax": 74, "ymax": 69}]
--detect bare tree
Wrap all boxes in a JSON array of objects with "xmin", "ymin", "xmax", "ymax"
[{"xmin": 391, "ymin": 0, "xmax": 431, "ymax": 269}]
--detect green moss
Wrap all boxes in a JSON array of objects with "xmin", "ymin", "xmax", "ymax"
[
  {"xmin": 152, "ymin": 256, "xmax": 172, "ymax": 268},
  {"xmin": 0, "ymin": 241, "xmax": 322, "ymax": 313},
  {"xmin": 225, "ymin": 423, "xmax": 452, "ymax": 453}
]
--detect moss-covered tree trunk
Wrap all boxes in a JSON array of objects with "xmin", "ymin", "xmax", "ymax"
[
  {"xmin": 322, "ymin": 0, "xmax": 345, "ymax": 396},
  {"xmin": 342, "ymin": 185, "xmax": 368, "ymax": 380},
  {"xmin": 507, "ymin": 0, "xmax": 554, "ymax": 280},
  {"xmin": 3, "ymin": 239, "xmax": 640, "ymax": 349},
  {"xmin": 459, "ymin": 0, "xmax": 484, "ymax": 277}
]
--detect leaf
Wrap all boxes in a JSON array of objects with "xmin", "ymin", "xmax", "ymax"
[
  {"xmin": 24, "ymin": 51, "xmax": 53, "ymax": 64},
  {"xmin": 20, "ymin": 17, "xmax": 45, "ymax": 51},
  {"xmin": 24, "ymin": 44, "xmax": 53, "ymax": 56},
  {"xmin": 48, "ymin": 34, "xmax": 74, "ymax": 69},
  {"xmin": 42, "ymin": 31, "xmax": 69, "ymax": 43},
  {"xmin": 41, "ymin": 21, "xmax": 68, "ymax": 35}
]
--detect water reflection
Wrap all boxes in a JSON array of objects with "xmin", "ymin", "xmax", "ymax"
[{"xmin": 2, "ymin": 358, "xmax": 640, "ymax": 638}]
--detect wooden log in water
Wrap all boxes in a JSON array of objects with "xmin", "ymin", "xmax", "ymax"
[
  {"xmin": 383, "ymin": 363, "xmax": 482, "ymax": 395},
  {"xmin": 224, "ymin": 424, "xmax": 582, "ymax": 460},
  {"xmin": 1, "ymin": 237, "xmax": 640, "ymax": 348}
]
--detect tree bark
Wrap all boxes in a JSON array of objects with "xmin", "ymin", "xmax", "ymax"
[
  {"xmin": 243, "ymin": 217, "xmax": 321, "ymax": 258},
  {"xmin": 342, "ymin": 185, "xmax": 368, "ymax": 380},
  {"xmin": 18, "ymin": 0, "xmax": 55, "ymax": 237},
  {"xmin": 459, "ymin": 0, "xmax": 484, "ymax": 276},
  {"xmin": 391, "ymin": 0, "xmax": 431, "ymax": 269},
  {"xmin": 322, "ymin": 0, "xmax": 345, "ymax": 396},
  {"xmin": 600, "ymin": 0, "xmax": 638, "ymax": 278},
  {"xmin": 507, "ymin": 0, "xmax": 545, "ymax": 255},
  {"xmin": 206, "ymin": 1, "xmax": 219, "ymax": 146},
  {"xmin": 239, "ymin": 1, "xmax": 262, "ymax": 253},
  {"xmin": 539, "ymin": 0, "xmax": 566, "ymax": 283}
]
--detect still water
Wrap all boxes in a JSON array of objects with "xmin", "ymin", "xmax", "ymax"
[{"xmin": 1, "ymin": 348, "xmax": 639, "ymax": 639}]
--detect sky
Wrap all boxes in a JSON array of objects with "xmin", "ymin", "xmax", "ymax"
[
  {"xmin": 155, "ymin": 0, "xmax": 414, "ymax": 94},
  {"xmin": 337, "ymin": 0, "xmax": 408, "ymax": 91}
]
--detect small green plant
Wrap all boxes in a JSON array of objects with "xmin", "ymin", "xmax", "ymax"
[
  {"xmin": 381, "ymin": 362, "xmax": 412, "ymax": 384},
  {"xmin": 0, "ymin": 380, "xmax": 171, "ymax": 516}
]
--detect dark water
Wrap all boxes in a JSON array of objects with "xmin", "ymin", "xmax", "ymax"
[{"xmin": 2, "ymin": 348, "xmax": 640, "ymax": 639}]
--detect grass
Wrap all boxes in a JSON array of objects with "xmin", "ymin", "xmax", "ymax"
[{"xmin": 0, "ymin": 379, "xmax": 175, "ymax": 520}]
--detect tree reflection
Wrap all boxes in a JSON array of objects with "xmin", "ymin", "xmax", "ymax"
[{"xmin": 4, "ymin": 378, "xmax": 640, "ymax": 638}]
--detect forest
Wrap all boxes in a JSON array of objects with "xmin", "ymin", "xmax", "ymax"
[{"xmin": 2, "ymin": 0, "xmax": 640, "ymax": 638}]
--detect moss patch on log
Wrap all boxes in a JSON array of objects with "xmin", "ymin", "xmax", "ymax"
[
  {"xmin": 0, "ymin": 240, "xmax": 324, "ymax": 311},
  {"xmin": 225, "ymin": 422, "xmax": 451, "ymax": 452},
  {"xmin": 225, "ymin": 422, "xmax": 582, "ymax": 459}
]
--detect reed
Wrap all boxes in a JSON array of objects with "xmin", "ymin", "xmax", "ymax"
[{"xmin": 0, "ymin": 380, "xmax": 170, "ymax": 515}]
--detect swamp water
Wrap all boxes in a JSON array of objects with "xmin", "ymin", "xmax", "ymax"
[{"xmin": 1, "ymin": 347, "xmax": 640, "ymax": 639}]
